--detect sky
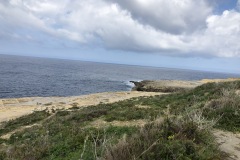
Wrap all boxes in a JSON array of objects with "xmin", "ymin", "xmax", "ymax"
[{"xmin": 0, "ymin": 0, "xmax": 240, "ymax": 74}]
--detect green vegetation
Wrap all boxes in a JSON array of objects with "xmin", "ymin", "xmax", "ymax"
[
  {"xmin": 106, "ymin": 119, "xmax": 222, "ymax": 160},
  {"xmin": 0, "ymin": 80, "xmax": 239, "ymax": 159},
  {"xmin": 0, "ymin": 110, "xmax": 50, "ymax": 136}
]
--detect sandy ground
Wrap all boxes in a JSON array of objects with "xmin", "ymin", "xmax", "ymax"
[
  {"xmin": 213, "ymin": 130, "xmax": 240, "ymax": 160},
  {"xmin": 200, "ymin": 78, "xmax": 240, "ymax": 83},
  {"xmin": 0, "ymin": 91, "xmax": 164, "ymax": 123}
]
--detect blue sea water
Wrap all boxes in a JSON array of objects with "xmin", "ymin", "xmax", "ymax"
[{"xmin": 0, "ymin": 54, "xmax": 239, "ymax": 98}]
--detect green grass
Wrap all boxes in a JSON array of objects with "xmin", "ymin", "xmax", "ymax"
[
  {"xmin": 0, "ymin": 110, "xmax": 50, "ymax": 136},
  {"xmin": 203, "ymin": 93, "xmax": 240, "ymax": 132},
  {"xmin": 0, "ymin": 80, "xmax": 240, "ymax": 159},
  {"xmin": 4, "ymin": 123, "xmax": 137, "ymax": 159}
]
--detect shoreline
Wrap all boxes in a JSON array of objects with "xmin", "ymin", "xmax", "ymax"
[{"xmin": 1, "ymin": 78, "xmax": 239, "ymax": 123}]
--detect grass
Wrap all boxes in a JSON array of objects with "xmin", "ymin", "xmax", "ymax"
[
  {"xmin": 0, "ymin": 110, "xmax": 50, "ymax": 136},
  {"xmin": 0, "ymin": 80, "xmax": 239, "ymax": 159},
  {"xmin": 203, "ymin": 88, "xmax": 240, "ymax": 132},
  {"xmin": 4, "ymin": 123, "xmax": 137, "ymax": 159}
]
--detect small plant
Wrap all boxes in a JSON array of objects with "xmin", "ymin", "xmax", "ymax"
[
  {"xmin": 44, "ymin": 102, "xmax": 53, "ymax": 106},
  {"xmin": 71, "ymin": 102, "xmax": 79, "ymax": 108}
]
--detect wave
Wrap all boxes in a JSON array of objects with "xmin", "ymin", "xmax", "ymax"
[{"xmin": 124, "ymin": 80, "xmax": 142, "ymax": 91}]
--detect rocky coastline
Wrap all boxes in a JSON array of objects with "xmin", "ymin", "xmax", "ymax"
[
  {"xmin": 130, "ymin": 80, "xmax": 202, "ymax": 92},
  {"xmin": 130, "ymin": 78, "xmax": 240, "ymax": 93}
]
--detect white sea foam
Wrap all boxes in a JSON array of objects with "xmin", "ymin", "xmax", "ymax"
[{"xmin": 124, "ymin": 80, "xmax": 142, "ymax": 90}]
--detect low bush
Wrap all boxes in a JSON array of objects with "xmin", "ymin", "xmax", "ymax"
[
  {"xmin": 105, "ymin": 118, "xmax": 223, "ymax": 160},
  {"xmin": 203, "ymin": 91, "xmax": 240, "ymax": 132}
]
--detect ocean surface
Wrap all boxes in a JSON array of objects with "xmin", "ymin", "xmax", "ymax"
[{"xmin": 0, "ymin": 54, "xmax": 239, "ymax": 98}]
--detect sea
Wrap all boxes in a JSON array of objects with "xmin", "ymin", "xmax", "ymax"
[{"xmin": 0, "ymin": 54, "xmax": 239, "ymax": 98}]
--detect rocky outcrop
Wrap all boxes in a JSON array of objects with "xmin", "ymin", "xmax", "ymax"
[{"xmin": 130, "ymin": 80, "xmax": 202, "ymax": 93}]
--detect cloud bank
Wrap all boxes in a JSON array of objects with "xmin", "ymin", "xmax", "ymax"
[{"xmin": 1, "ymin": 0, "xmax": 240, "ymax": 57}]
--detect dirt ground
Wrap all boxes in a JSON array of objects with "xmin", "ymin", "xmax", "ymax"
[
  {"xmin": 0, "ymin": 91, "xmax": 164, "ymax": 123},
  {"xmin": 213, "ymin": 130, "xmax": 240, "ymax": 160}
]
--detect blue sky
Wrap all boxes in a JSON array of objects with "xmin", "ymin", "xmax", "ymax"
[{"xmin": 0, "ymin": 0, "xmax": 240, "ymax": 74}]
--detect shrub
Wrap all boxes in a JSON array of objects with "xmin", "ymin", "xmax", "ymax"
[
  {"xmin": 105, "ymin": 118, "xmax": 223, "ymax": 160},
  {"xmin": 0, "ymin": 111, "xmax": 50, "ymax": 136},
  {"xmin": 203, "ymin": 87, "xmax": 240, "ymax": 132}
]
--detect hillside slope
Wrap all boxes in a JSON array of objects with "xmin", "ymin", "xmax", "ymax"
[{"xmin": 0, "ymin": 80, "xmax": 240, "ymax": 159}]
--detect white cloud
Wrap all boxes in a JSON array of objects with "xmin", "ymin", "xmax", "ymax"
[
  {"xmin": 106, "ymin": 0, "xmax": 212, "ymax": 34},
  {"xmin": 203, "ymin": 10, "xmax": 240, "ymax": 57},
  {"xmin": 0, "ymin": 0, "xmax": 240, "ymax": 58}
]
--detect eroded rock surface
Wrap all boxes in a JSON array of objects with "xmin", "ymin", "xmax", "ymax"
[{"xmin": 130, "ymin": 80, "xmax": 202, "ymax": 92}]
